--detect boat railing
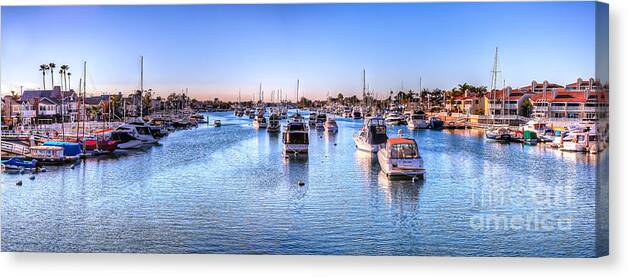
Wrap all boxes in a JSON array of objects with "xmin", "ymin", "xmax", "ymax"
[{"xmin": 1, "ymin": 140, "xmax": 30, "ymax": 156}]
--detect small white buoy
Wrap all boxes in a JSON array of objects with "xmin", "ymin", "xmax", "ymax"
[
  {"xmin": 16, "ymin": 181, "xmax": 22, "ymax": 186},
  {"xmin": 412, "ymin": 176, "xmax": 418, "ymax": 183},
  {"xmin": 29, "ymin": 175, "xmax": 35, "ymax": 180},
  {"xmin": 70, "ymin": 164, "xmax": 75, "ymax": 169}
]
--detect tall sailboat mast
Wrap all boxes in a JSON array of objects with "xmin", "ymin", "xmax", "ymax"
[
  {"xmin": 140, "ymin": 55, "xmax": 144, "ymax": 118},
  {"xmin": 296, "ymin": 79, "xmax": 300, "ymax": 114},
  {"xmin": 490, "ymin": 47, "xmax": 500, "ymax": 124}
]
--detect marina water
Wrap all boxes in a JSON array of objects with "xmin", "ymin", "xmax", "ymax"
[{"xmin": 1, "ymin": 111, "xmax": 607, "ymax": 256}]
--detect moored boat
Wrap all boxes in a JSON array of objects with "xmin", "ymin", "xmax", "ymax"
[
  {"xmin": 485, "ymin": 127, "xmax": 511, "ymax": 142},
  {"xmin": 283, "ymin": 120, "xmax": 309, "ymax": 155},
  {"xmin": 354, "ymin": 116, "xmax": 388, "ymax": 153},
  {"xmin": 407, "ymin": 111, "xmax": 429, "ymax": 130},
  {"xmin": 267, "ymin": 114, "xmax": 281, "ymax": 133},
  {"xmin": 324, "ymin": 115, "xmax": 338, "ymax": 133},
  {"xmin": 377, "ymin": 133, "xmax": 425, "ymax": 179},
  {"xmin": 253, "ymin": 115, "xmax": 268, "ymax": 128},
  {"xmin": 1, "ymin": 157, "xmax": 38, "ymax": 170}
]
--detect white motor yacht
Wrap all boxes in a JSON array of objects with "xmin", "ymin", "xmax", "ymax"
[
  {"xmin": 354, "ymin": 116, "xmax": 388, "ymax": 153},
  {"xmin": 324, "ymin": 115, "xmax": 338, "ymax": 133},
  {"xmin": 253, "ymin": 115, "xmax": 268, "ymax": 128},
  {"xmin": 283, "ymin": 120, "xmax": 309, "ymax": 155},
  {"xmin": 377, "ymin": 132, "xmax": 425, "ymax": 179},
  {"xmin": 406, "ymin": 111, "xmax": 429, "ymax": 130}
]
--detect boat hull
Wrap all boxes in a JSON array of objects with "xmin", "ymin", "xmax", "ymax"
[
  {"xmin": 283, "ymin": 144, "xmax": 308, "ymax": 155},
  {"xmin": 354, "ymin": 136, "xmax": 384, "ymax": 153},
  {"xmin": 377, "ymin": 150, "xmax": 425, "ymax": 179}
]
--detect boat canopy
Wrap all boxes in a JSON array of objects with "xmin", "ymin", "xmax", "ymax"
[
  {"xmin": 42, "ymin": 141, "xmax": 81, "ymax": 156},
  {"xmin": 387, "ymin": 139, "xmax": 419, "ymax": 159}
]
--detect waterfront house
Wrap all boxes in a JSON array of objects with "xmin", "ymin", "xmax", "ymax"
[
  {"xmin": 2, "ymin": 95, "xmax": 20, "ymax": 128},
  {"xmin": 529, "ymin": 82, "xmax": 608, "ymax": 127},
  {"xmin": 84, "ymin": 95, "xmax": 111, "ymax": 121},
  {"xmin": 486, "ymin": 86, "xmax": 533, "ymax": 124},
  {"xmin": 447, "ymin": 90, "xmax": 488, "ymax": 115},
  {"xmin": 519, "ymin": 80, "xmax": 564, "ymax": 94},
  {"xmin": 20, "ymin": 86, "xmax": 78, "ymax": 122}
]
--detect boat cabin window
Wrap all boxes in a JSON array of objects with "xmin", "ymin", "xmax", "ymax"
[
  {"xmin": 137, "ymin": 127, "xmax": 151, "ymax": 135},
  {"xmin": 111, "ymin": 132, "xmax": 136, "ymax": 141},
  {"xmin": 390, "ymin": 143, "xmax": 419, "ymax": 159},
  {"xmin": 287, "ymin": 124, "xmax": 306, "ymax": 132},
  {"xmin": 285, "ymin": 133, "xmax": 308, "ymax": 144},
  {"xmin": 369, "ymin": 119, "xmax": 385, "ymax": 126}
]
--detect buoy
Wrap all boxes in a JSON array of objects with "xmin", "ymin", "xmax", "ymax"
[
  {"xmin": 298, "ymin": 181, "xmax": 305, "ymax": 186},
  {"xmin": 70, "ymin": 164, "xmax": 75, "ymax": 169},
  {"xmin": 29, "ymin": 175, "xmax": 35, "ymax": 180},
  {"xmin": 412, "ymin": 176, "xmax": 418, "ymax": 183},
  {"xmin": 16, "ymin": 181, "xmax": 22, "ymax": 186},
  {"xmin": 41, "ymin": 168, "xmax": 47, "ymax": 172}
]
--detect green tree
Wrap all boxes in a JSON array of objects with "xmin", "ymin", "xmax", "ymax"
[
  {"xmin": 48, "ymin": 63, "xmax": 56, "ymax": 88},
  {"xmin": 522, "ymin": 98, "xmax": 533, "ymax": 117},
  {"xmin": 39, "ymin": 64, "xmax": 49, "ymax": 90}
]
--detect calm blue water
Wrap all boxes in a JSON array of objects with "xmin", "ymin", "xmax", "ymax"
[{"xmin": 1, "ymin": 111, "xmax": 607, "ymax": 256}]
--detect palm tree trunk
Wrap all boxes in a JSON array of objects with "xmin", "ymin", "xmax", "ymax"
[{"xmin": 42, "ymin": 72, "xmax": 46, "ymax": 90}]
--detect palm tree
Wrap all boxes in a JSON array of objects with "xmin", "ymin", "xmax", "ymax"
[
  {"xmin": 39, "ymin": 64, "xmax": 49, "ymax": 90},
  {"xmin": 67, "ymin": 72, "xmax": 72, "ymax": 91},
  {"xmin": 60, "ymin": 65, "xmax": 69, "ymax": 90},
  {"xmin": 48, "ymin": 63, "xmax": 56, "ymax": 88},
  {"xmin": 454, "ymin": 83, "xmax": 472, "ymax": 97}
]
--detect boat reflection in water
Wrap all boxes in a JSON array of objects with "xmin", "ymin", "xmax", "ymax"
[{"xmin": 377, "ymin": 172, "xmax": 422, "ymax": 208}]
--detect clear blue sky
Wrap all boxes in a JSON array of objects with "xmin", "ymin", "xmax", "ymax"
[{"xmin": 1, "ymin": 2, "xmax": 599, "ymax": 101}]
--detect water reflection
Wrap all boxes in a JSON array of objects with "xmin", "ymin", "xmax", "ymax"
[
  {"xmin": 377, "ymin": 172, "xmax": 422, "ymax": 206},
  {"xmin": 0, "ymin": 111, "xmax": 603, "ymax": 256}
]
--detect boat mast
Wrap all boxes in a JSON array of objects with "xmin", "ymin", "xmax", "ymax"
[
  {"xmin": 140, "ymin": 55, "xmax": 144, "ymax": 118},
  {"xmin": 490, "ymin": 47, "xmax": 500, "ymax": 125},
  {"xmin": 296, "ymin": 79, "xmax": 300, "ymax": 114},
  {"xmin": 82, "ymin": 61, "xmax": 87, "ymax": 139}
]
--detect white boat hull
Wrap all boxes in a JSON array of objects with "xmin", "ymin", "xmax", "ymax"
[
  {"xmin": 253, "ymin": 122, "xmax": 268, "ymax": 128},
  {"xmin": 377, "ymin": 149, "xmax": 426, "ymax": 178},
  {"xmin": 354, "ymin": 136, "xmax": 384, "ymax": 153},
  {"xmin": 560, "ymin": 142, "xmax": 587, "ymax": 152},
  {"xmin": 117, "ymin": 140, "xmax": 144, "ymax": 149},
  {"xmin": 324, "ymin": 125, "xmax": 338, "ymax": 132},
  {"xmin": 408, "ymin": 120, "xmax": 429, "ymax": 129},
  {"xmin": 283, "ymin": 144, "xmax": 308, "ymax": 154}
]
